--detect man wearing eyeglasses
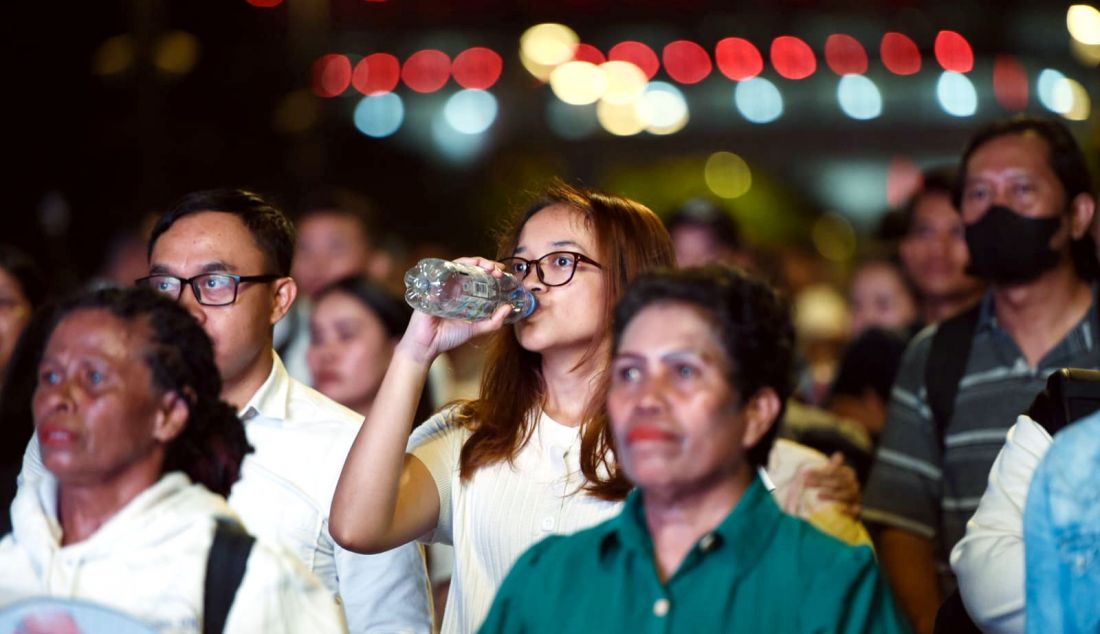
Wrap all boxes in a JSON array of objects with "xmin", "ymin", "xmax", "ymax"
[{"xmin": 24, "ymin": 189, "xmax": 432, "ymax": 633}]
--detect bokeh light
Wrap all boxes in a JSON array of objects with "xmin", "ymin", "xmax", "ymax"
[
  {"xmin": 639, "ymin": 81, "xmax": 689, "ymax": 135},
  {"xmin": 154, "ymin": 31, "xmax": 200, "ymax": 75},
  {"xmin": 663, "ymin": 40, "xmax": 712, "ymax": 84},
  {"xmin": 704, "ymin": 152, "xmax": 752, "ymax": 199},
  {"xmin": 549, "ymin": 61, "xmax": 606, "ymax": 105},
  {"xmin": 1070, "ymin": 37, "xmax": 1100, "ymax": 66},
  {"xmin": 452, "ymin": 47, "xmax": 503, "ymax": 90},
  {"xmin": 824, "ymin": 34, "xmax": 868, "ymax": 75},
  {"xmin": 93, "ymin": 35, "xmax": 135, "ymax": 76},
  {"xmin": 600, "ymin": 60, "xmax": 648, "ymax": 104},
  {"xmin": 837, "ymin": 74, "xmax": 882, "ymax": 120},
  {"xmin": 881, "ymin": 33, "xmax": 921, "ymax": 75},
  {"xmin": 609, "ymin": 41, "xmax": 660, "ymax": 80},
  {"xmin": 934, "ymin": 31, "xmax": 974, "ymax": 73},
  {"xmin": 573, "ymin": 43, "xmax": 606, "ymax": 65},
  {"xmin": 246, "ymin": 0, "xmax": 282, "ymax": 7},
  {"xmin": 443, "ymin": 89, "xmax": 498, "ymax": 134},
  {"xmin": 353, "ymin": 93, "xmax": 404, "ymax": 137},
  {"xmin": 771, "ymin": 36, "xmax": 817, "ymax": 80},
  {"xmin": 312, "ymin": 54, "xmax": 352, "ymax": 98},
  {"xmin": 353, "ymin": 53, "xmax": 400, "ymax": 95},
  {"xmin": 1037, "ymin": 69, "xmax": 1070, "ymax": 113},
  {"xmin": 597, "ymin": 99, "xmax": 646, "ymax": 136},
  {"xmin": 520, "ymin": 23, "xmax": 579, "ymax": 81},
  {"xmin": 993, "ymin": 55, "xmax": 1028, "ymax": 110},
  {"xmin": 1067, "ymin": 4, "xmax": 1100, "ymax": 45},
  {"xmin": 936, "ymin": 71, "xmax": 978, "ymax": 117},
  {"xmin": 734, "ymin": 77, "xmax": 783, "ymax": 123},
  {"xmin": 273, "ymin": 90, "xmax": 320, "ymax": 134},
  {"xmin": 812, "ymin": 213, "xmax": 857, "ymax": 262},
  {"xmin": 1061, "ymin": 78, "xmax": 1092, "ymax": 120},
  {"xmin": 715, "ymin": 37, "xmax": 763, "ymax": 80},
  {"xmin": 402, "ymin": 49, "xmax": 450, "ymax": 93},
  {"xmin": 886, "ymin": 156, "xmax": 922, "ymax": 208},
  {"xmin": 431, "ymin": 114, "xmax": 488, "ymax": 163}
]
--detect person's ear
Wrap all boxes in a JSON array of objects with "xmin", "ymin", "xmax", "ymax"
[
  {"xmin": 1069, "ymin": 192, "xmax": 1096, "ymax": 241},
  {"xmin": 741, "ymin": 387, "xmax": 781, "ymax": 450},
  {"xmin": 270, "ymin": 277, "xmax": 298, "ymax": 325},
  {"xmin": 153, "ymin": 390, "xmax": 191, "ymax": 444}
]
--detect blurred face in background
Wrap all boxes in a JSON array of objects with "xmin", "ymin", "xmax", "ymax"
[
  {"xmin": 899, "ymin": 191, "xmax": 982, "ymax": 301},
  {"xmin": 0, "ymin": 266, "xmax": 33, "ymax": 378},
  {"xmin": 293, "ymin": 212, "xmax": 373, "ymax": 299},
  {"xmin": 848, "ymin": 261, "xmax": 918, "ymax": 336},
  {"xmin": 307, "ymin": 290, "xmax": 395, "ymax": 414}
]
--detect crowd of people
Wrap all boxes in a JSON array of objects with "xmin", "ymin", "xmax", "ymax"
[{"xmin": 0, "ymin": 113, "xmax": 1097, "ymax": 634}]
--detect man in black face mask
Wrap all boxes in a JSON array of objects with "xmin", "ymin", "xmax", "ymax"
[{"xmin": 861, "ymin": 116, "xmax": 1098, "ymax": 634}]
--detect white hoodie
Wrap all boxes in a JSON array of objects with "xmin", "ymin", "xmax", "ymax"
[{"xmin": 0, "ymin": 472, "xmax": 346, "ymax": 634}]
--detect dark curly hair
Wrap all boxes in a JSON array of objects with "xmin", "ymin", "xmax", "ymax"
[
  {"xmin": 611, "ymin": 265, "xmax": 795, "ymax": 468},
  {"xmin": 43, "ymin": 287, "xmax": 252, "ymax": 496}
]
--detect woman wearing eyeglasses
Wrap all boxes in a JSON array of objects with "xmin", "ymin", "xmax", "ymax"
[{"xmin": 330, "ymin": 182, "xmax": 676, "ymax": 633}]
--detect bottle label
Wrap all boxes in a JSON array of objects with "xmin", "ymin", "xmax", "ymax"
[{"xmin": 465, "ymin": 278, "xmax": 491, "ymax": 299}]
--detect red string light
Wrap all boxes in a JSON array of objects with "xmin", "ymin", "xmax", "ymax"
[
  {"xmin": 609, "ymin": 41, "xmax": 660, "ymax": 80},
  {"xmin": 934, "ymin": 31, "xmax": 974, "ymax": 73},
  {"xmin": 573, "ymin": 43, "xmax": 606, "ymax": 65},
  {"xmin": 452, "ymin": 47, "xmax": 503, "ymax": 90},
  {"xmin": 352, "ymin": 53, "xmax": 400, "ymax": 95},
  {"xmin": 715, "ymin": 37, "xmax": 763, "ymax": 81},
  {"xmin": 663, "ymin": 40, "xmax": 712, "ymax": 84},
  {"xmin": 993, "ymin": 55, "xmax": 1028, "ymax": 110},
  {"xmin": 312, "ymin": 54, "xmax": 351, "ymax": 98},
  {"xmin": 771, "ymin": 36, "xmax": 816, "ymax": 80},
  {"xmin": 824, "ymin": 34, "xmax": 868, "ymax": 75},
  {"xmin": 881, "ymin": 33, "xmax": 921, "ymax": 75},
  {"xmin": 402, "ymin": 49, "xmax": 451, "ymax": 93}
]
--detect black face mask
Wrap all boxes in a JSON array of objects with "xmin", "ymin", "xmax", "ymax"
[{"xmin": 964, "ymin": 204, "xmax": 1063, "ymax": 286}]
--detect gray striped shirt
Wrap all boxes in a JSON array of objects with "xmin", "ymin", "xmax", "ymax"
[{"xmin": 862, "ymin": 288, "xmax": 1100, "ymax": 591}]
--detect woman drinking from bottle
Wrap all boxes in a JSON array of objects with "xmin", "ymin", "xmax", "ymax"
[{"xmin": 330, "ymin": 182, "xmax": 675, "ymax": 633}]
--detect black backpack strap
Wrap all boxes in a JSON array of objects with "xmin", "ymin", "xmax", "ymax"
[
  {"xmin": 925, "ymin": 304, "xmax": 982, "ymax": 449},
  {"xmin": 204, "ymin": 519, "xmax": 256, "ymax": 634}
]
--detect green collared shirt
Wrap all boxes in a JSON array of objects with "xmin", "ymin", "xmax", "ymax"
[{"xmin": 481, "ymin": 476, "xmax": 910, "ymax": 634}]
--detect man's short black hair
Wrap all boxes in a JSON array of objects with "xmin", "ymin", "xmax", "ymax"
[
  {"xmin": 149, "ymin": 189, "xmax": 296, "ymax": 277},
  {"xmin": 954, "ymin": 116, "xmax": 1097, "ymax": 279},
  {"xmin": 296, "ymin": 187, "xmax": 380, "ymax": 249},
  {"xmin": 664, "ymin": 198, "xmax": 742, "ymax": 250},
  {"xmin": 612, "ymin": 265, "xmax": 794, "ymax": 468}
]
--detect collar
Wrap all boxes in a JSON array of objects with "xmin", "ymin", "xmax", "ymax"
[
  {"xmin": 977, "ymin": 282, "xmax": 1100, "ymax": 336},
  {"xmin": 238, "ymin": 352, "xmax": 290, "ymax": 422},
  {"xmin": 599, "ymin": 474, "xmax": 782, "ymax": 574}
]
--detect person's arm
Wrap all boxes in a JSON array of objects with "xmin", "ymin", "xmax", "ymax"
[
  {"xmin": 878, "ymin": 527, "xmax": 940, "ymax": 634},
  {"xmin": 329, "ymin": 258, "xmax": 510, "ymax": 554},
  {"xmin": 949, "ymin": 416, "xmax": 1051, "ymax": 634}
]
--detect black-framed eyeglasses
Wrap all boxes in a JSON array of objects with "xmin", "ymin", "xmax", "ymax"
[
  {"xmin": 135, "ymin": 273, "xmax": 281, "ymax": 306},
  {"xmin": 500, "ymin": 251, "xmax": 603, "ymax": 287}
]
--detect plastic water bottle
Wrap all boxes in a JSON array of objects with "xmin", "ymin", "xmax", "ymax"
[{"xmin": 404, "ymin": 258, "xmax": 537, "ymax": 323}]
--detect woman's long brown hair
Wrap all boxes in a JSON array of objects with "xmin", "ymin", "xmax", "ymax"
[{"xmin": 453, "ymin": 181, "xmax": 675, "ymax": 500}]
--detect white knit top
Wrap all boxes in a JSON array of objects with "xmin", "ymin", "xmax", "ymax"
[{"xmin": 409, "ymin": 409, "xmax": 622, "ymax": 634}]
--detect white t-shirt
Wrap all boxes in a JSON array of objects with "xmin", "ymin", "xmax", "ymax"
[{"xmin": 409, "ymin": 409, "xmax": 621, "ymax": 634}]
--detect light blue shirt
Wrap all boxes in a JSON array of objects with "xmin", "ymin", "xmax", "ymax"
[{"xmin": 1024, "ymin": 409, "xmax": 1100, "ymax": 634}]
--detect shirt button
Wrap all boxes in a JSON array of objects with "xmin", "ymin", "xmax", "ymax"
[
  {"xmin": 653, "ymin": 598, "xmax": 670, "ymax": 617},
  {"xmin": 541, "ymin": 517, "xmax": 555, "ymax": 532},
  {"xmin": 699, "ymin": 533, "xmax": 716, "ymax": 552}
]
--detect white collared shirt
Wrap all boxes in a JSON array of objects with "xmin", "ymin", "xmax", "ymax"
[
  {"xmin": 230, "ymin": 354, "xmax": 432, "ymax": 634},
  {"xmin": 19, "ymin": 354, "xmax": 432, "ymax": 634}
]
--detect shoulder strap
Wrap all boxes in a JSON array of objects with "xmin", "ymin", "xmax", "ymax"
[
  {"xmin": 203, "ymin": 519, "xmax": 256, "ymax": 634},
  {"xmin": 925, "ymin": 303, "xmax": 982, "ymax": 449}
]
